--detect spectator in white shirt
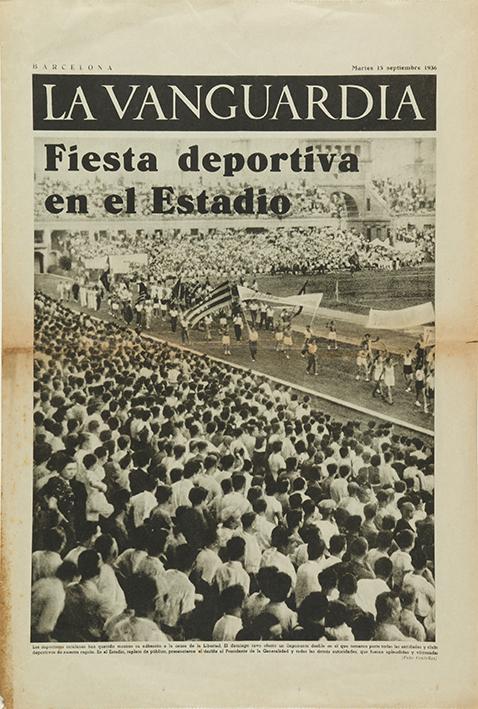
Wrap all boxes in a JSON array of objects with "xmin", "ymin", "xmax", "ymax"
[
  {"xmin": 374, "ymin": 592, "xmax": 406, "ymax": 641},
  {"xmin": 236, "ymin": 512, "xmax": 261, "ymax": 575},
  {"xmin": 322, "ymin": 534, "xmax": 347, "ymax": 570},
  {"xmin": 242, "ymin": 566, "xmax": 276, "ymax": 626},
  {"xmin": 398, "ymin": 587, "xmax": 426, "ymax": 641},
  {"xmin": 130, "ymin": 476, "xmax": 158, "ymax": 528},
  {"xmin": 263, "ymin": 479, "xmax": 283, "ymax": 524},
  {"xmin": 94, "ymin": 534, "xmax": 127, "ymax": 619},
  {"xmin": 338, "ymin": 482, "xmax": 365, "ymax": 521},
  {"xmin": 212, "ymin": 584, "xmax": 245, "ymax": 640},
  {"xmin": 215, "ymin": 537, "xmax": 250, "ymax": 595},
  {"xmin": 295, "ymin": 538, "xmax": 328, "ymax": 609},
  {"xmin": 252, "ymin": 498, "xmax": 275, "ymax": 550},
  {"xmin": 356, "ymin": 556, "xmax": 393, "ymax": 617},
  {"xmin": 402, "ymin": 549, "xmax": 435, "ymax": 619},
  {"xmin": 63, "ymin": 521, "xmax": 101, "ymax": 566},
  {"xmin": 267, "ymin": 440, "xmax": 286, "ymax": 479},
  {"xmin": 365, "ymin": 530, "xmax": 393, "ymax": 571},
  {"xmin": 171, "ymin": 460, "xmax": 200, "ymax": 511},
  {"xmin": 31, "ymin": 560, "xmax": 78, "ymax": 641},
  {"xmin": 390, "ymin": 530, "xmax": 414, "ymax": 589},
  {"xmin": 263, "ymin": 572, "xmax": 298, "ymax": 638},
  {"xmin": 161, "ymin": 544, "xmax": 199, "ymax": 636},
  {"xmin": 330, "ymin": 466, "xmax": 350, "ymax": 503},
  {"xmin": 109, "ymin": 574, "xmax": 169, "ymax": 642},
  {"xmin": 220, "ymin": 474, "xmax": 251, "ymax": 519},
  {"xmin": 135, "ymin": 528, "xmax": 169, "ymax": 595},
  {"xmin": 260, "ymin": 526, "xmax": 296, "ymax": 588},
  {"xmin": 32, "ymin": 526, "xmax": 66, "ymax": 583},
  {"xmin": 316, "ymin": 500, "xmax": 339, "ymax": 548},
  {"xmin": 194, "ymin": 530, "xmax": 222, "ymax": 587}
]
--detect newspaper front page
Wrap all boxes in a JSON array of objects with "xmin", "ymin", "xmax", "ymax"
[{"xmin": 1, "ymin": 1, "xmax": 477, "ymax": 707}]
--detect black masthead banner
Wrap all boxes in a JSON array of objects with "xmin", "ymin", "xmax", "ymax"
[{"xmin": 32, "ymin": 74, "xmax": 436, "ymax": 131}]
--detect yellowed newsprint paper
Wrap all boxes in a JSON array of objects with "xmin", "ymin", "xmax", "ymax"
[{"xmin": 1, "ymin": 0, "xmax": 477, "ymax": 707}]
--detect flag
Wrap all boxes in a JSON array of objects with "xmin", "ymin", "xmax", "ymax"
[
  {"xmin": 171, "ymin": 277, "xmax": 185, "ymax": 302},
  {"xmin": 294, "ymin": 280, "xmax": 309, "ymax": 315},
  {"xmin": 136, "ymin": 281, "xmax": 149, "ymax": 304},
  {"xmin": 183, "ymin": 281, "xmax": 232, "ymax": 327},
  {"xmin": 297, "ymin": 280, "xmax": 309, "ymax": 296},
  {"xmin": 367, "ymin": 302, "xmax": 435, "ymax": 330},
  {"xmin": 99, "ymin": 257, "xmax": 111, "ymax": 291}
]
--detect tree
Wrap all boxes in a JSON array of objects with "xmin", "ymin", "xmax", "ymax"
[{"xmin": 58, "ymin": 255, "xmax": 72, "ymax": 271}]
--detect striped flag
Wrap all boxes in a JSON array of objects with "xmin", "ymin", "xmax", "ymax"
[{"xmin": 183, "ymin": 281, "xmax": 232, "ymax": 327}]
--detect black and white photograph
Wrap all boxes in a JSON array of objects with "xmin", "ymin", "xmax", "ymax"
[
  {"xmin": 32, "ymin": 134, "xmax": 436, "ymax": 644},
  {"xmin": 3, "ymin": 1, "xmax": 478, "ymax": 707}
]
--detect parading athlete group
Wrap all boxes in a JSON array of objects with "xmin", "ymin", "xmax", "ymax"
[{"xmin": 42, "ymin": 143, "xmax": 360, "ymax": 217}]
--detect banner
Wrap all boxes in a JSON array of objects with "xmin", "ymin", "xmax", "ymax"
[
  {"xmin": 367, "ymin": 302, "xmax": 435, "ymax": 329},
  {"xmin": 83, "ymin": 255, "xmax": 107, "ymax": 270},
  {"xmin": 84, "ymin": 252, "xmax": 148, "ymax": 274},
  {"xmin": 422, "ymin": 325, "xmax": 436, "ymax": 345},
  {"xmin": 237, "ymin": 285, "xmax": 323, "ymax": 313}
]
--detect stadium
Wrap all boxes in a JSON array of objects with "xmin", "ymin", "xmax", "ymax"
[{"xmin": 31, "ymin": 136, "xmax": 436, "ymax": 644}]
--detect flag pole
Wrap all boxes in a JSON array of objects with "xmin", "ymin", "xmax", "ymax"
[{"xmin": 309, "ymin": 298, "xmax": 321, "ymax": 331}]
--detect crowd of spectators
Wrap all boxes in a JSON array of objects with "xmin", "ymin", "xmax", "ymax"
[
  {"xmin": 51, "ymin": 224, "xmax": 435, "ymax": 281},
  {"xmin": 32, "ymin": 292, "xmax": 435, "ymax": 643},
  {"xmin": 394, "ymin": 225, "xmax": 435, "ymax": 262},
  {"xmin": 370, "ymin": 178, "xmax": 435, "ymax": 215}
]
